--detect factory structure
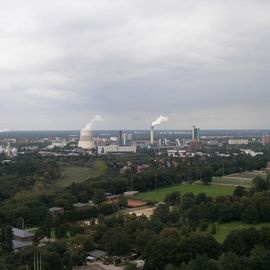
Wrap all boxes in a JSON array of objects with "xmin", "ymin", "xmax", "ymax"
[
  {"xmin": 98, "ymin": 145, "xmax": 137, "ymax": 155},
  {"xmin": 150, "ymin": 116, "xmax": 168, "ymax": 145},
  {"xmin": 78, "ymin": 120, "xmax": 137, "ymax": 155},
  {"xmin": 74, "ymin": 116, "xmax": 202, "ymax": 156}
]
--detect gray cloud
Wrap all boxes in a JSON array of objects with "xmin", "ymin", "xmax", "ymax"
[{"xmin": 0, "ymin": 0, "xmax": 270, "ymax": 130}]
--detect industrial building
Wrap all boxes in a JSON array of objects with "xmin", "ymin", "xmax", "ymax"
[{"xmin": 97, "ymin": 145, "xmax": 137, "ymax": 155}]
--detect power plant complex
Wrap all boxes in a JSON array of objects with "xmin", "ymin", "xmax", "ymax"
[{"xmin": 76, "ymin": 115, "xmax": 204, "ymax": 156}]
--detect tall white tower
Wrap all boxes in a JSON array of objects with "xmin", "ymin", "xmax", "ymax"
[{"xmin": 150, "ymin": 126, "xmax": 154, "ymax": 145}]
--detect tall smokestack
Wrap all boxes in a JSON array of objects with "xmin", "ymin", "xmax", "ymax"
[
  {"xmin": 150, "ymin": 116, "xmax": 168, "ymax": 145},
  {"xmin": 151, "ymin": 126, "xmax": 154, "ymax": 145}
]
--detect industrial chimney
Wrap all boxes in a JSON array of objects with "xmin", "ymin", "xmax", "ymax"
[
  {"xmin": 150, "ymin": 115, "xmax": 168, "ymax": 145},
  {"xmin": 150, "ymin": 126, "xmax": 154, "ymax": 145},
  {"xmin": 78, "ymin": 129, "xmax": 95, "ymax": 150}
]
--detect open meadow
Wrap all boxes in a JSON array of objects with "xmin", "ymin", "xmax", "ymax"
[{"xmin": 56, "ymin": 161, "xmax": 108, "ymax": 187}]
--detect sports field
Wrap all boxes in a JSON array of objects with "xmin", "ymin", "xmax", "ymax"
[
  {"xmin": 212, "ymin": 176, "xmax": 252, "ymax": 187},
  {"xmin": 135, "ymin": 184, "xmax": 235, "ymax": 202},
  {"xmin": 212, "ymin": 171, "xmax": 266, "ymax": 187},
  {"xmin": 231, "ymin": 171, "xmax": 267, "ymax": 179},
  {"xmin": 213, "ymin": 222, "xmax": 270, "ymax": 243}
]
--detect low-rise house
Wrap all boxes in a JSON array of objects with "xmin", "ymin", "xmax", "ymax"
[
  {"xmin": 49, "ymin": 207, "xmax": 65, "ymax": 216},
  {"xmin": 12, "ymin": 227, "xmax": 34, "ymax": 251},
  {"xmin": 123, "ymin": 191, "xmax": 139, "ymax": 197},
  {"xmin": 86, "ymin": 250, "xmax": 107, "ymax": 262},
  {"xmin": 73, "ymin": 202, "xmax": 93, "ymax": 211}
]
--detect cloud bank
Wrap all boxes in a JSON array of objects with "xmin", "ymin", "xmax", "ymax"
[{"xmin": 0, "ymin": 0, "xmax": 269, "ymax": 129}]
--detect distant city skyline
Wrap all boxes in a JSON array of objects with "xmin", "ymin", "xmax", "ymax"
[{"xmin": 1, "ymin": 0, "xmax": 270, "ymax": 130}]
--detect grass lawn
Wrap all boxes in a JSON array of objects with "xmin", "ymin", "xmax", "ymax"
[
  {"xmin": 212, "ymin": 176, "xmax": 252, "ymax": 187},
  {"xmin": 213, "ymin": 222, "xmax": 270, "ymax": 243},
  {"xmin": 230, "ymin": 171, "xmax": 267, "ymax": 179},
  {"xmin": 26, "ymin": 227, "xmax": 39, "ymax": 234},
  {"xmin": 135, "ymin": 184, "xmax": 235, "ymax": 202},
  {"xmin": 56, "ymin": 161, "xmax": 107, "ymax": 187}
]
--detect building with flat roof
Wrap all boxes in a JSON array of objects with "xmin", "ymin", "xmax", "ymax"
[
  {"xmin": 228, "ymin": 139, "xmax": 249, "ymax": 145},
  {"xmin": 97, "ymin": 145, "xmax": 137, "ymax": 155},
  {"xmin": 262, "ymin": 135, "xmax": 270, "ymax": 145},
  {"xmin": 12, "ymin": 227, "xmax": 34, "ymax": 251},
  {"xmin": 49, "ymin": 207, "xmax": 65, "ymax": 216}
]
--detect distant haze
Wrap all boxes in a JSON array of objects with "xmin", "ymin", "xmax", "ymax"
[{"xmin": 0, "ymin": 0, "xmax": 269, "ymax": 130}]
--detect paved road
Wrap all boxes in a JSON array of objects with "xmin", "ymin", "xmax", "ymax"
[{"xmin": 74, "ymin": 262, "xmax": 123, "ymax": 270}]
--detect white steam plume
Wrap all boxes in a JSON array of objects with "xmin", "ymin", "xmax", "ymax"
[
  {"xmin": 151, "ymin": 116, "xmax": 169, "ymax": 127},
  {"xmin": 0, "ymin": 128, "xmax": 10, "ymax": 133},
  {"xmin": 83, "ymin": 115, "xmax": 103, "ymax": 130}
]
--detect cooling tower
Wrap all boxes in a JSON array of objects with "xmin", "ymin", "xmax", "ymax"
[{"xmin": 78, "ymin": 129, "xmax": 95, "ymax": 150}]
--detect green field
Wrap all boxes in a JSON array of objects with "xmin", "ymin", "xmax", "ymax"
[
  {"xmin": 212, "ymin": 176, "xmax": 252, "ymax": 187},
  {"xmin": 230, "ymin": 171, "xmax": 267, "ymax": 179},
  {"xmin": 56, "ymin": 161, "xmax": 107, "ymax": 187},
  {"xmin": 213, "ymin": 222, "xmax": 270, "ymax": 243},
  {"xmin": 212, "ymin": 171, "xmax": 267, "ymax": 187},
  {"xmin": 135, "ymin": 184, "xmax": 235, "ymax": 202},
  {"xmin": 26, "ymin": 227, "xmax": 39, "ymax": 234}
]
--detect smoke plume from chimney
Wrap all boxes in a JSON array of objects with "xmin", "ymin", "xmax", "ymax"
[
  {"xmin": 151, "ymin": 116, "xmax": 168, "ymax": 127},
  {"xmin": 0, "ymin": 128, "xmax": 10, "ymax": 133},
  {"xmin": 83, "ymin": 115, "xmax": 103, "ymax": 130}
]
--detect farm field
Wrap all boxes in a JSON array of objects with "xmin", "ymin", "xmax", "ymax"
[
  {"xmin": 213, "ymin": 222, "xmax": 270, "ymax": 243},
  {"xmin": 56, "ymin": 161, "xmax": 108, "ymax": 187},
  {"xmin": 135, "ymin": 184, "xmax": 235, "ymax": 202}
]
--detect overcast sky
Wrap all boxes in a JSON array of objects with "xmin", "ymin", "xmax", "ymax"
[{"xmin": 0, "ymin": 0, "xmax": 269, "ymax": 130}]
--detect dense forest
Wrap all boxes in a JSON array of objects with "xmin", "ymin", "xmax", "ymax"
[{"xmin": 0, "ymin": 147, "xmax": 269, "ymax": 269}]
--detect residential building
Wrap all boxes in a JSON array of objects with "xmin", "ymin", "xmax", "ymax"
[
  {"xmin": 228, "ymin": 139, "xmax": 249, "ymax": 145},
  {"xmin": 262, "ymin": 135, "xmax": 270, "ymax": 145}
]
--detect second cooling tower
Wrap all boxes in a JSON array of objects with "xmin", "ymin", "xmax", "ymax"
[{"xmin": 78, "ymin": 129, "xmax": 95, "ymax": 150}]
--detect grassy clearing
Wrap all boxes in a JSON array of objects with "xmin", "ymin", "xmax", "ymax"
[
  {"xmin": 135, "ymin": 184, "xmax": 235, "ymax": 202},
  {"xmin": 56, "ymin": 161, "xmax": 107, "ymax": 187},
  {"xmin": 57, "ymin": 167, "xmax": 92, "ymax": 187},
  {"xmin": 213, "ymin": 222, "xmax": 270, "ymax": 243}
]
